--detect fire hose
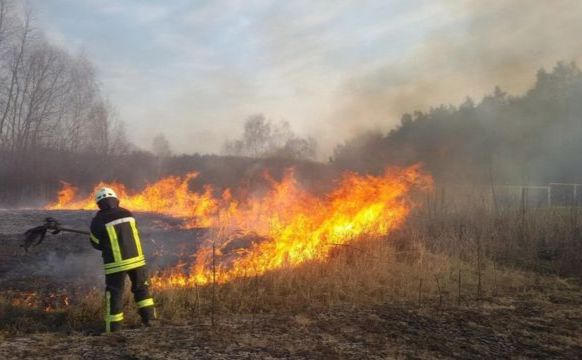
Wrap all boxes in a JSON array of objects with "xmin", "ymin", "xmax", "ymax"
[{"xmin": 22, "ymin": 217, "xmax": 89, "ymax": 252}]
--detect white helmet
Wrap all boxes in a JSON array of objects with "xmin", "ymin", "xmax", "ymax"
[{"xmin": 95, "ymin": 187, "xmax": 118, "ymax": 203}]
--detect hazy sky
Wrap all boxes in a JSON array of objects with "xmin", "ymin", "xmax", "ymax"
[{"xmin": 30, "ymin": 0, "xmax": 582, "ymax": 157}]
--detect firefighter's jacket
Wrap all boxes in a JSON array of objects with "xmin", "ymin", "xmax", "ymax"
[{"xmin": 90, "ymin": 206, "xmax": 146, "ymax": 274}]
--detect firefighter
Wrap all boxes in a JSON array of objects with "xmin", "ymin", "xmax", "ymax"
[{"xmin": 89, "ymin": 187, "xmax": 156, "ymax": 333}]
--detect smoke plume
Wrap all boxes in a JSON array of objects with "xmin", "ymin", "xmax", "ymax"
[{"xmin": 330, "ymin": 0, "xmax": 582, "ymax": 147}]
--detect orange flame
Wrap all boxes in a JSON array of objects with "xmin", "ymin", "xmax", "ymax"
[
  {"xmin": 9, "ymin": 291, "xmax": 71, "ymax": 312},
  {"xmin": 47, "ymin": 165, "xmax": 432, "ymax": 288},
  {"xmin": 48, "ymin": 172, "xmax": 218, "ymax": 227}
]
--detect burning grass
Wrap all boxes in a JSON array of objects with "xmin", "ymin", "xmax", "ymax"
[
  {"xmin": 1, "ymin": 210, "xmax": 581, "ymax": 360},
  {"xmin": 151, "ymin": 236, "xmax": 536, "ymax": 318},
  {"xmin": 0, "ymin": 231, "xmax": 554, "ymax": 335},
  {"xmin": 47, "ymin": 165, "xmax": 433, "ymax": 287},
  {"xmin": 3, "ymin": 168, "xmax": 582, "ymax": 347}
]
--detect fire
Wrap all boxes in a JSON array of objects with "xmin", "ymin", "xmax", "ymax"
[
  {"xmin": 48, "ymin": 172, "xmax": 218, "ymax": 227},
  {"xmin": 47, "ymin": 165, "xmax": 432, "ymax": 288},
  {"xmin": 9, "ymin": 290, "xmax": 71, "ymax": 312}
]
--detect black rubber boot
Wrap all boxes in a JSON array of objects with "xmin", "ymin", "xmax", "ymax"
[{"xmin": 139, "ymin": 306, "xmax": 157, "ymax": 326}]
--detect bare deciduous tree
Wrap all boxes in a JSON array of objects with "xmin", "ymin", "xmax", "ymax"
[
  {"xmin": 0, "ymin": 2, "xmax": 131, "ymax": 204},
  {"xmin": 223, "ymin": 114, "xmax": 317, "ymax": 160}
]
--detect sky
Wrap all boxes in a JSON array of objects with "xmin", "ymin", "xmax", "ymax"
[{"xmin": 29, "ymin": 0, "xmax": 582, "ymax": 157}]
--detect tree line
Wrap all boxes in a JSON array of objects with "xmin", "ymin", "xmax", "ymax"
[
  {"xmin": 1, "ymin": 0, "xmax": 581, "ymax": 205},
  {"xmin": 0, "ymin": 2, "xmax": 128, "ymax": 156},
  {"xmin": 0, "ymin": 0, "xmax": 321, "ymax": 205},
  {"xmin": 332, "ymin": 61, "xmax": 582, "ymax": 185},
  {"xmin": 222, "ymin": 114, "xmax": 316, "ymax": 160},
  {"xmin": 0, "ymin": 1, "xmax": 129, "ymax": 204}
]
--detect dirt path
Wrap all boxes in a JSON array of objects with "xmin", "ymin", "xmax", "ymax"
[{"xmin": 2, "ymin": 294, "xmax": 582, "ymax": 359}]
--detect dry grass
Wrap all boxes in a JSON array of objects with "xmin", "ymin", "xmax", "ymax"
[
  {"xmin": 3, "ymin": 199, "xmax": 582, "ymax": 335},
  {"xmin": 143, "ymin": 199, "xmax": 582, "ymax": 324},
  {"xmin": 66, "ymin": 233, "xmax": 558, "ymax": 332}
]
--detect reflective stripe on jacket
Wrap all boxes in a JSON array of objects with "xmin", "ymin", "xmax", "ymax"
[{"xmin": 90, "ymin": 207, "xmax": 145, "ymax": 274}]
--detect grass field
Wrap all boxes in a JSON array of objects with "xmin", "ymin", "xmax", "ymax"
[{"xmin": 1, "ymin": 200, "xmax": 582, "ymax": 358}]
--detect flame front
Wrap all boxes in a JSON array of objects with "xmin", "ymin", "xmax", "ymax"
[
  {"xmin": 48, "ymin": 172, "xmax": 218, "ymax": 227},
  {"xmin": 47, "ymin": 165, "xmax": 432, "ymax": 288}
]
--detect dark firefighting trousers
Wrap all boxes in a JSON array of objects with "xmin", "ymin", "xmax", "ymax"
[{"xmin": 104, "ymin": 266, "xmax": 156, "ymax": 333}]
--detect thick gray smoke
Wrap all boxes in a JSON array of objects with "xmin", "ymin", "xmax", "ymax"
[{"xmin": 332, "ymin": 0, "xmax": 582, "ymax": 143}]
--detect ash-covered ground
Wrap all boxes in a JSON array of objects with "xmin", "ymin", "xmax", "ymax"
[{"xmin": 0, "ymin": 209, "xmax": 204, "ymax": 310}]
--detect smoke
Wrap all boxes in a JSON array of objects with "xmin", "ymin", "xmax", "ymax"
[
  {"xmin": 29, "ymin": 0, "xmax": 582, "ymax": 160},
  {"xmin": 0, "ymin": 210, "xmax": 200, "ymax": 289},
  {"xmin": 14, "ymin": 251, "xmax": 103, "ymax": 283},
  {"xmin": 330, "ymin": 0, "xmax": 582, "ymax": 147}
]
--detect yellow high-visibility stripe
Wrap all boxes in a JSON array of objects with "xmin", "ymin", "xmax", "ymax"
[
  {"xmin": 103, "ymin": 255, "xmax": 145, "ymax": 269},
  {"xmin": 136, "ymin": 298, "xmax": 154, "ymax": 308},
  {"xmin": 102, "ymin": 217, "xmax": 146, "ymax": 274},
  {"xmin": 129, "ymin": 220, "xmax": 143, "ymax": 257},
  {"xmin": 105, "ymin": 217, "xmax": 134, "ymax": 226},
  {"xmin": 106, "ymin": 313, "xmax": 124, "ymax": 322},
  {"xmin": 106, "ymin": 225, "xmax": 122, "ymax": 263},
  {"xmin": 90, "ymin": 233, "xmax": 100, "ymax": 245},
  {"xmin": 104, "ymin": 263, "xmax": 144, "ymax": 273},
  {"xmin": 104, "ymin": 258, "xmax": 146, "ymax": 274},
  {"xmin": 105, "ymin": 291, "xmax": 123, "ymax": 333},
  {"xmin": 105, "ymin": 291, "xmax": 111, "ymax": 333},
  {"xmin": 104, "ymin": 261, "xmax": 145, "ymax": 274}
]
